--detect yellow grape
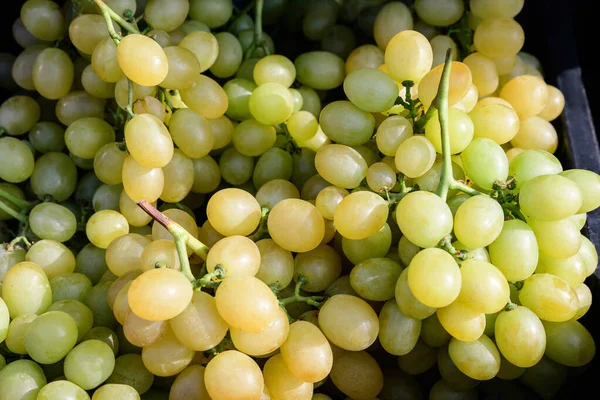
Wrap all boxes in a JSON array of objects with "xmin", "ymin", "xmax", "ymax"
[
  {"xmin": 123, "ymin": 311, "xmax": 167, "ymax": 347},
  {"xmin": 538, "ymin": 84, "xmax": 565, "ymax": 121},
  {"xmin": 494, "ymin": 306, "xmax": 546, "ymax": 368},
  {"xmin": 119, "ymin": 190, "xmax": 153, "ymax": 227},
  {"xmin": 456, "ymin": 259, "xmax": 509, "ymax": 314},
  {"xmin": 469, "ymin": 102, "xmax": 520, "ymax": 145},
  {"xmin": 329, "ymin": 351, "xmax": 384, "ymax": 400},
  {"xmin": 424, "ymin": 108, "xmax": 474, "ymax": 155},
  {"xmin": 169, "ymin": 291, "xmax": 228, "ymax": 351},
  {"xmin": 207, "ymin": 235, "xmax": 261, "ymax": 277},
  {"xmin": 345, "ymin": 44, "xmax": 384, "ymax": 75},
  {"xmin": 454, "ymin": 195, "xmax": 504, "ymax": 249},
  {"xmin": 519, "ymin": 273, "xmax": 578, "ymax": 322},
  {"xmin": 499, "ymin": 75, "xmax": 549, "ymax": 119},
  {"xmin": 573, "ymin": 283, "xmax": 592, "ymax": 320},
  {"xmin": 471, "ymin": 0, "xmax": 524, "ymax": 19},
  {"xmin": 408, "ymin": 248, "xmax": 461, "ymax": 308},
  {"xmin": 536, "ymin": 252, "xmax": 586, "ymax": 288},
  {"xmin": 180, "ymin": 75, "xmax": 228, "ymax": 119},
  {"xmin": 452, "ymin": 83, "xmax": 479, "ymax": 113},
  {"xmin": 334, "ymin": 191, "xmax": 389, "ymax": 241},
  {"xmin": 206, "ymin": 188, "xmax": 261, "ymax": 236},
  {"xmin": 448, "ymin": 335, "xmax": 500, "ymax": 380},
  {"xmin": 255, "ymin": 238, "xmax": 295, "ymax": 289},
  {"xmin": 395, "ymin": 268, "xmax": 436, "ymax": 320},
  {"xmin": 249, "ymin": 82, "xmax": 294, "ymax": 126},
  {"xmin": 85, "ymin": 210, "xmax": 129, "ymax": 249},
  {"xmin": 463, "ymin": 52, "xmax": 499, "ymax": 96},
  {"xmin": 263, "ymin": 353, "xmax": 313, "ymax": 399},
  {"xmin": 122, "ymin": 155, "xmax": 165, "ymax": 203},
  {"xmin": 128, "ymin": 268, "xmax": 193, "ymax": 321},
  {"xmin": 125, "ymin": 113, "xmax": 174, "ymax": 168},
  {"xmin": 1, "ymin": 261, "xmax": 52, "ymax": 318},
  {"xmin": 215, "ymin": 276, "xmax": 280, "ymax": 333},
  {"xmin": 92, "ymin": 37, "xmax": 124, "ymax": 83},
  {"xmin": 315, "ymin": 186, "xmax": 349, "ymax": 220},
  {"xmin": 160, "ymin": 46, "xmax": 201, "ymax": 90},
  {"xmin": 280, "ymin": 321, "xmax": 333, "ymax": 383},
  {"xmin": 437, "ymin": 301, "xmax": 486, "ymax": 342},
  {"xmin": 511, "ymin": 116, "xmax": 558, "ymax": 153},
  {"xmin": 32, "ymin": 48, "xmax": 74, "ymax": 99},
  {"xmin": 376, "ymin": 115, "xmax": 413, "ymax": 156},
  {"xmin": 527, "ymin": 217, "xmax": 582, "ymax": 259},
  {"xmin": 385, "ymin": 30, "xmax": 433, "ymax": 84},
  {"xmin": 169, "ymin": 108, "xmax": 214, "ymax": 159},
  {"xmin": 145, "ymin": 0, "xmax": 188, "ymax": 32},
  {"xmin": 141, "ymin": 326, "xmax": 194, "ymax": 377},
  {"xmin": 169, "ymin": 365, "xmax": 210, "ymax": 400},
  {"xmin": 417, "ymin": 61, "xmax": 472, "ymax": 108},
  {"xmin": 160, "ymin": 149, "xmax": 194, "ymax": 203},
  {"xmin": 318, "ymin": 294, "xmax": 379, "ymax": 351},
  {"xmin": 230, "ymin": 308, "xmax": 289, "ymax": 357},
  {"xmin": 394, "ymin": 135, "xmax": 436, "ymax": 178},
  {"xmin": 395, "ymin": 191, "xmax": 453, "ymax": 248},
  {"xmin": 105, "ymin": 233, "xmax": 150, "ymax": 277},
  {"xmin": 253, "ymin": 54, "xmax": 296, "ymax": 87},
  {"xmin": 117, "ymin": 34, "xmax": 168, "ymax": 86},
  {"xmin": 140, "ymin": 239, "xmax": 180, "ymax": 272},
  {"xmin": 178, "ymin": 31, "xmax": 219, "ymax": 72},
  {"xmin": 473, "ymin": 18, "xmax": 525, "ymax": 60},
  {"xmin": 286, "ymin": 111, "xmax": 319, "ymax": 142},
  {"xmin": 268, "ymin": 199, "xmax": 325, "ymax": 253},
  {"xmin": 204, "ymin": 351, "xmax": 264, "ymax": 400},
  {"xmin": 209, "ymin": 115, "xmax": 234, "ymax": 150},
  {"xmin": 114, "ymin": 78, "xmax": 157, "ymax": 109}
]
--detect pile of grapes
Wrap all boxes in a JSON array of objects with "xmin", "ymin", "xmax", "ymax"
[{"xmin": 1, "ymin": 0, "xmax": 600, "ymax": 399}]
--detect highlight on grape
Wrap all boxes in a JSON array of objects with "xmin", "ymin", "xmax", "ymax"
[{"xmin": 0, "ymin": 0, "xmax": 598, "ymax": 399}]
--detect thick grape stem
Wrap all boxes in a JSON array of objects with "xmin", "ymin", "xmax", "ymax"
[
  {"xmin": 434, "ymin": 49, "xmax": 485, "ymax": 201},
  {"xmin": 438, "ymin": 235, "xmax": 468, "ymax": 261},
  {"xmin": 413, "ymin": 103, "xmax": 437, "ymax": 133},
  {"xmin": 193, "ymin": 265, "xmax": 227, "ymax": 290},
  {"xmin": 136, "ymin": 200, "xmax": 211, "ymax": 278},
  {"xmin": 247, "ymin": 206, "xmax": 270, "ymax": 241},
  {"xmin": 279, "ymin": 276, "xmax": 326, "ymax": 308},
  {"xmin": 0, "ymin": 188, "xmax": 35, "ymax": 210},
  {"xmin": 93, "ymin": 0, "xmax": 140, "ymax": 37},
  {"xmin": 244, "ymin": 0, "xmax": 268, "ymax": 59},
  {"xmin": 0, "ymin": 202, "xmax": 28, "ymax": 224}
]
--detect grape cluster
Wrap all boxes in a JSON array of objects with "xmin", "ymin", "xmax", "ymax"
[{"xmin": 0, "ymin": 0, "xmax": 599, "ymax": 399}]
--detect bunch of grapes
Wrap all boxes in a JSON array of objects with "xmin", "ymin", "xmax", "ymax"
[{"xmin": 1, "ymin": 0, "xmax": 599, "ymax": 399}]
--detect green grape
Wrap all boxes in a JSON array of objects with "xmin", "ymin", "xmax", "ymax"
[
  {"xmin": 519, "ymin": 273, "xmax": 578, "ymax": 322},
  {"xmin": 421, "ymin": 313, "xmax": 451, "ymax": 348},
  {"xmin": 373, "ymin": 2, "xmax": 413, "ymax": 49},
  {"xmin": 396, "ymin": 340, "xmax": 438, "ymax": 376},
  {"xmin": 223, "ymin": 78, "xmax": 256, "ymax": 121},
  {"xmin": 106, "ymin": 354, "xmax": 153, "ymax": 394},
  {"xmin": 24, "ymin": 310, "xmax": 78, "ymax": 364},
  {"xmin": 376, "ymin": 115, "xmax": 413, "ymax": 156},
  {"xmin": 295, "ymin": 51, "xmax": 345, "ymax": 90},
  {"xmin": 21, "ymin": 0, "xmax": 65, "ymax": 41},
  {"xmin": 12, "ymin": 16, "xmax": 50, "ymax": 48},
  {"xmin": 91, "ymin": 37, "xmax": 123, "ymax": 83},
  {"xmin": 329, "ymin": 350, "xmax": 384, "ymax": 400},
  {"xmin": 50, "ymin": 273, "xmax": 92, "ymax": 303},
  {"xmin": 407, "ymin": 248, "xmax": 460, "ymax": 308},
  {"xmin": 430, "ymin": 35, "xmax": 459, "ymax": 67},
  {"xmin": 559, "ymin": 169, "xmax": 600, "ymax": 214},
  {"xmin": 231, "ymin": 119, "xmax": 277, "ymax": 157},
  {"xmin": 191, "ymin": 155, "xmax": 221, "ymax": 194},
  {"xmin": 394, "ymin": 135, "xmax": 437, "ymax": 178},
  {"xmin": 86, "ymin": 281, "xmax": 118, "ymax": 329},
  {"xmin": 350, "ymin": 258, "xmax": 403, "ymax": 301},
  {"xmin": 494, "ymin": 306, "xmax": 545, "ymax": 368},
  {"xmin": 342, "ymin": 223, "xmax": 392, "ymax": 265},
  {"xmin": 160, "ymin": 149, "xmax": 194, "ymax": 203},
  {"xmin": 460, "ymin": 138, "xmax": 508, "ymax": 190},
  {"xmin": 64, "ymin": 117, "xmax": 115, "ymax": 161},
  {"xmin": 32, "ymin": 48, "xmax": 73, "ymax": 99},
  {"xmin": 210, "ymin": 32, "xmax": 243, "ymax": 79},
  {"xmin": 542, "ymin": 320, "xmax": 595, "ymax": 367},
  {"xmin": 429, "ymin": 380, "xmax": 477, "ymax": 400},
  {"xmin": 319, "ymin": 100, "xmax": 376, "ymax": 146},
  {"xmin": 415, "ymin": 0, "xmax": 463, "ymax": 26},
  {"xmin": 169, "ymin": 108, "xmax": 213, "ymax": 159},
  {"xmin": 249, "ymin": 82, "xmax": 294, "ymax": 126},
  {"xmin": 75, "ymin": 244, "xmax": 108, "ymax": 285},
  {"xmin": 94, "ymin": 143, "xmax": 127, "ymax": 185},
  {"xmin": 37, "ymin": 379, "xmax": 91, "ymax": 399},
  {"xmin": 76, "ymin": 172, "xmax": 103, "ymax": 205},
  {"xmin": 27, "ymin": 203, "xmax": 76, "ymax": 243},
  {"xmin": 0, "ymin": 95, "xmax": 40, "ymax": 135},
  {"xmin": 83, "ymin": 327, "xmax": 120, "ymax": 356},
  {"xmin": 573, "ymin": 283, "xmax": 593, "ymax": 320},
  {"xmin": 578, "ymin": 235, "xmax": 598, "ymax": 277},
  {"xmin": 536, "ymin": 252, "xmax": 586, "ymax": 288},
  {"xmin": 23, "ymin": 240, "xmax": 74, "ymax": 280},
  {"xmin": 0, "ymin": 298, "xmax": 8, "ymax": 343},
  {"xmin": 314, "ymin": 144, "xmax": 366, "ymax": 189},
  {"xmin": 2, "ymin": 261, "xmax": 51, "ymax": 318},
  {"xmin": 527, "ymin": 217, "xmax": 582, "ymax": 259},
  {"xmin": 235, "ymin": 57, "xmax": 259, "ymax": 82},
  {"xmin": 334, "ymin": 191, "xmax": 389, "ymax": 240},
  {"xmin": 252, "ymin": 147, "xmax": 294, "ymax": 189},
  {"xmin": 395, "ymin": 266, "xmax": 437, "ymax": 320},
  {"xmin": 297, "ymin": 86, "xmax": 321, "ymax": 117},
  {"xmin": 471, "ymin": 0, "xmax": 524, "ymax": 19},
  {"xmin": 158, "ymin": 46, "xmax": 199, "ymax": 91},
  {"xmin": 378, "ymin": 299, "xmax": 421, "ymax": 356},
  {"xmin": 425, "ymin": 108, "xmax": 475, "ymax": 154},
  {"xmin": 519, "ymin": 175, "xmax": 582, "ymax": 221},
  {"xmin": 93, "ymin": 184, "xmax": 122, "ymax": 212},
  {"xmin": 114, "ymin": 79, "xmax": 157, "ymax": 110},
  {"xmin": 293, "ymin": 244, "xmax": 342, "ymax": 292},
  {"xmin": 457, "ymin": 259, "xmax": 509, "ymax": 314},
  {"xmin": 92, "ymin": 384, "xmax": 139, "ymax": 400},
  {"xmin": 0, "ymin": 359, "xmax": 47, "ymax": 400},
  {"xmin": 55, "ymin": 91, "xmax": 106, "ymax": 126},
  {"xmin": 397, "ymin": 235, "xmax": 421, "ymax": 267},
  {"xmin": 189, "ymin": 0, "xmax": 232, "ymax": 28},
  {"xmin": 12, "ymin": 45, "xmax": 47, "ymax": 91},
  {"xmin": 437, "ymin": 345, "xmax": 478, "ymax": 390},
  {"xmin": 573, "ymin": 213, "xmax": 587, "ymax": 231},
  {"xmin": 144, "ymin": 0, "xmax": 188, "ymax": 31},
  {"xmin": 0, "ymin": 247, "xmax": 26, "ymax": 283},
  {"xmin": 0, "ymin": 137, "xmax": 35, "ymax": 183},
  {"xmin": 69, "ymin": 14, "xmax": 120, "ymax": 55},
  {"xmin": 64, "ymin": 340, "xmax": 116, "ymax": 390},
  {"xmin": 415, "ymin": 160, "xmax": 465, "ymax": 194},
  {"xmin": 396, "ymin": 191, "xmax": 453, "ymax": 248},
  {"xmin": 30, "ymin": 152, "xmax": 77, "ymax": 201},
  {"xmin": 237, "ymin": 29, "xmax": 275, "ymax": 59},
  {"xmin": 81, "ymin": 64, "xmax": 116, "ymax": 99},
  {"xmin": 319, "ymin": 295, "xmax": 379, "ymax": 351},
  {"xmin": 508, "ymin": 149, "xmax": 562, "ymax": 189},
  {"xmin": 179, "ymin": 75, "xmax": 228, "ymax": 119},
  {"xmin": 449, "ymin": 335, "xmax": 500, "ymax": 380},
  {"xmin": 28, "ymin": 121, "xmax": 65, "ymax": 153},
  {"xmin": 343, "ymin": 68, "xmax": 399, "ymax": 113},
  {"xmin": 454, "ymin": 195, "xmax": 504, "ymax": 249},
  {"xmin": 253, "ymin": 54, "xmax": 296, "ymax": 87}
]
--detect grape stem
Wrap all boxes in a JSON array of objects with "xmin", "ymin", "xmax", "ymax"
[
  {"xmin": 412, "ymin": 104, "xmax": 436, "ymax": 133},
  {"xmin": 438, "ymin": 235, "xmax": 468, "ymax": 261},
  {"xmin": 279, "ymin": 275, "xmax": 326, "ymax": 308},
  {"xmin": 509, "ymin": 281, "xmax": 524, "ymax": 290},
  {"xmin": 158, "ymin": 88, "xmax": 178, "ymax": 113},
  {"xmin": 193, "ymin": 265, "xmax": 227, "ymax": 290},
  {"xmin": 125, "ymin": 78, "xmax": 135, "ymax": 119},
  {"xmin": 0, "ymin": 188, "xmax": 35, "ymax": 211},
  {"xmin": 136, "ymin": 200, "xmax": 211, "ymax": 282},
  {"xmin": 0, "ymin": 202, "xmax": 28, "ymax": 224},
  {"xmin": 244, "ymin": 0, "xmax": 269, "ymax": 59},
  {"xmin": 503, "ymin": 301, "xmax": 519, "ymax": 311},
  {"xmin": 93, "ymin": 0, "xmax": 140, "ymax": 38},
  {"xmin": 7, "ymin": 236, "xmax": 32, "ymax": 251},
  {"xmin": 247, "ymin": 206, "xmax": 270, "ymax": 241},
  {"xmin": 434, "ymin": 49, "xmax": 485, "ymax": 201}
]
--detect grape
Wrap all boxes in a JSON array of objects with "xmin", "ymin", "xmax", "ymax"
[
  {"xmin": 30, "ymin": 152, "xmax": 78, "ymax": 202},
  {"xmin": 12, "ymin": 45, "xmax": 48, "ymax": 91},
  {"xmin": 93, "ymin": 184, "xmax": 122, "ymax": 212},
  {"xmin": 145, "ymin": 0, "xmax": 188, "ymax": 31},
  {"xmin": 122, "ymin": 155, "xmax": 165, "ymax": 203},
  {"xmin": 429, "ymin": 380, "xmax": 477, "ymax": 400},
  {"xmin": 293, "ymin": 244, "xmax": 341, "ymax": 292},
  {"xmin": 542, "ymin": 320, "xmax": 596, "ymax": 367},
  {"xmin": 116, "ymin": 34, "xmax": 168, "ymax": 86},
  {"xmin": 460, "ymin": 138, "xmax": 508, "ymax": 189},
  {"xmin": 169, "ymin": 365, "xmax": 209, "ymax": 400},
  {"xmin": 470, "ymin": 102, "xmax": 520, "ymax": 145},
  {"xmin": 263, "ymin": 353, "xmax": 313, "ymax": 398},
  {"xmin": 519, "ymin": 274, "xmax": 578, "ymax": 322},
  {"xmin": 373, "ymin": 2, "xmax": 413, "ymax": 49},
  {"xmin": 385, "ymin": 30, "xmax": 432, "ymax": 83},
  {"xmin": 255, "ymin": 178, "xmax": 299, "ymax": 208},
  {"xmin": 573, "ymin": 283, "xmax": 593, "ymax": 320},
  {"xmin": 92, "ymin": 384, "xmax": 139, "ymax": 400},
  {"xmin": 180, "ymin": 75, "xmax": 229, "ymax": 119},
  {"xmin": 474, "ymin": 18, "xmax": 524, "ymax": 60},
  {"xmin": 123, "ymin": 312, "xmax": 166, "ymax": 348},
  {"xmin": 230, "ymin": 307, "xmax": 289, "ymax": 357},
  {"xmin": 295, "ymin": 51, "xmax": 345, "ymax": 90},
  {"xmin": 56, "ymin": 91, "xmax": 107, "ymax": 126},
  {"xmin": 378, "ymin": 299, "xmax": 421, "ymax": 356},
  {"xmin": 471, "ymin": 0, "xmax": 524, "ymax": 19},
  {"xmin": 536, "ymin": 252, "xmax": 586, "ymax": 288},
  {"xmin": 560, "ymin": 169, "xmax": 600, "ymax": 213},
  {"xmin": 334, "ymin": 191, "xmax": 388, "ymax": 241},
  {"xmin": 4, "ymin": 312, "xmax": 35, "ymax": 354},
  {"xmin": 449, "ymin": 335, "xmax": 500, "ymax": 380},
  {"xmin": 318, "ymin": 294, "xmax": 379, "ymax": 351},
  {"xmin": 204, "ymin": 351, "xmax": 263, "ymax": 399},
  {"xmin": 538, "ymin": 84, "xmax": 565, "ymax": 121},
  {"xmin": 28, "ymin": 121, "xmax": 65, "ymax": 153},
  {"xmin": 85, "ymin": 281, "xmax": 117, "ymax": 329},
  {"xmin": 489, "ymin": 219, "xmax": 538, "ymax": 281},
  {"xmin": 12, "ymin": 17, "xmax": 49, "ymax": 48},
  {"xmin": 232, "ymin": 119, "xmax": 277, "ymax": 157},
  {"xmin": 64, "ymin": 340, "xmax": 116, "ymax": 390},
  {"xmin": 418, "ymin": 62, "xmax": 472, "ymax": 108},
  {"xmin": 2, "ymin": 261, "xmax": 51, "ymax": 318},
  {"xmin": 454, "ymin": 196, "xmax": 504, "ymax": 250},
  {"xmin": 189, "ymin": 0, "xmax": 233, "ymax": 29},
  {"xmin": 268, "ymin": 198, "xmax": 325, "ymax": 252},
  {"xmin": 394, "ymin": 135, "xmax": 436, "ymax": 179},
  {"xmin": 24, "ymin": 310, "xmax": 78, "ymax": 364},
  {"xmin": 415, "ymin": 0, "xmax": 463, "ymax": 26},
  {"xmin": 0, "ymin": 137, "xmax": 35, "ymax": 183},
  {"xmin": 253, "ymin": 54, "xmax": 296, "ymax": 88},
  {"xmin": 528, "ymin": 217, "xmax": 582, "ymax": 259},
  {"xmin": 141, "ymin": 326, "xmax": 194, "ymax": 377},
  {"xmin": 329, "ymin": 350, "xmax": 384, "ymax": 400},
  {"xmin": 20, "ymin": 0, "xmax": 65, "ymax": 41},
  {"xmin": 344, "ymin": 69, "xmax": 399, "ymax": 113},
  {"xmin": 206, "ymin": 188, "xmax": 260, "ymax": 236},
  {"xmin": 420, "ymin": 313, "xmax": 451, "ymax": 348},
  {"xmin": 578, "ymin": 236, "xmax": 598, "ymax": 277},
  {"xmin": 350, "ymin": 257, "xmax": 402, "ymax": 301},
  {"xmin": 430, "ymin": 35, "xmax": 458, "ymax": 68},
  {"xmin": 279, "ymin": 320, "xmax": 333, "ymax": 383},
  {"xmin": 85, "ymin": 210, "xmax": 129, "ymax": 249},
  {"xmin": 494, "ymin": 306, "xmax": 545, "ymax": 368},
  {"xmin": 0, "ymin": 359, "xmax": 47, "ymax": 400},
  {"xmin": 500, "ymin": 75, "xmax": 549, "ymax": 119},
  {"xmin": 37, "ymin": 380, "xmax": 90, "ymax": 400},
  {"xmin": 0, "ymin": 95, "xmax": 41, "ymax": 135},
  {"xmin": 342, "ymin": 223, "xmax": 392, "ymax": 264},
  {"xmin": 511, "ymin": 116, "xmax": 558, "ymax": 153},
  {"xmin": 32, "ymin": 48, "xmax": 73, "ymax": 99},
  {"xmin": 396, "ymin": 191, "xmax": 452, "ymax": 248}
]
